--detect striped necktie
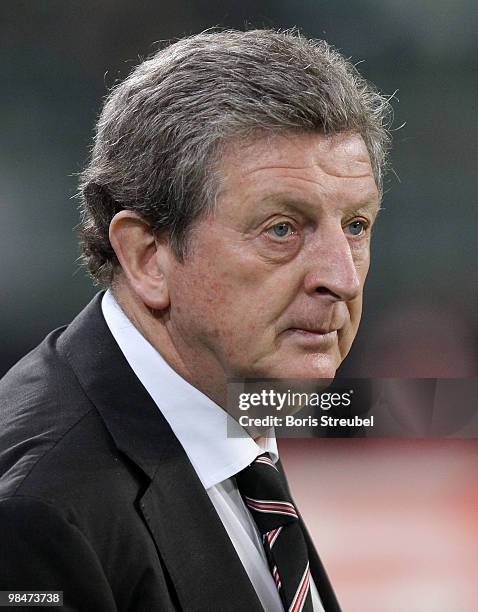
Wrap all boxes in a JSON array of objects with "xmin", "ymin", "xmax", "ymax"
[{"xmin": 235, "ymin": 454, "xmax": 313, "ymax": 612}]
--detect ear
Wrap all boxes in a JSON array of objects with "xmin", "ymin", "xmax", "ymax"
[{"xmin": 109, "ymin": 210, "xmax": 170, "ymax": 310}]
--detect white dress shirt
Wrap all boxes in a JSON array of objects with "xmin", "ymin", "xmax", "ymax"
[{"xmin": 101, "ymin": 290, "xmax": 325, "ymax": 612}]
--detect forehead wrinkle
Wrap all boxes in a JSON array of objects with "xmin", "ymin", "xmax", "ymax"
[
  {"xmin": 243, "ymin": 163, "xmax": 316, "ymax": 175},
  {"xmin": 221, "ymin": 132, "xmax": 376, "ymax": 199},
  {"xmin": 241, "ymin": 162, "xmax": 373, "ymax": 181},
  {"xmin": 245, "ymin": 167, "xmax": 379, "ymax": 206}
]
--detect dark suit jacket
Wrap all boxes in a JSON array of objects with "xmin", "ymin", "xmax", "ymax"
[{"xmin": 0, "ymin": 294, "xmax": 341, "ymax": 611}]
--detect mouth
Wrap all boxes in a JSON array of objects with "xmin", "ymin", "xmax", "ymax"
[
  {"xmin": 290, "ymin": 327, "xmax": 338, "ymax": 335},
  {"xmin": 284, "ymin": 327, "xmax": 339, "ymax": 346}
]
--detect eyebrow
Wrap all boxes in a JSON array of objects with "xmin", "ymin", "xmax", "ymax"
[
  {"xmin": 342, "ymin": 200, "xmax": 382, "ymax": 219},
  {"xmin": 259, "ymin": 193, "xmax": 381, "ymax": 219}
]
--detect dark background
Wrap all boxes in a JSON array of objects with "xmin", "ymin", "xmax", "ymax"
[{"xmin": 2, "ymin": 0, "xmax": 477, "ymax": 377}]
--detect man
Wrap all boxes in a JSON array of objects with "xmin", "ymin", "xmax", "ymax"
[{"xmin": 0, "ymin": 30, "xmax": 390, "ymax": 611}]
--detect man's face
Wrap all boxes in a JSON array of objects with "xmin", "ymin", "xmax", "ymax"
[{"xmin": 165, "ymin": 131, "xmax": 380, "ymax": 383}]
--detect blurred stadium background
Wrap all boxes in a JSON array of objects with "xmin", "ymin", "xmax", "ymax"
[{"xmin": 2, "ymin": 1, "xmax": 477, "ymax": 610}]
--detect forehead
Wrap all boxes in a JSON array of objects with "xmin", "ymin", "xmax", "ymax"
[{"xmin": 216, "ymin": 131, "xmax": 379, "ymax": 213}]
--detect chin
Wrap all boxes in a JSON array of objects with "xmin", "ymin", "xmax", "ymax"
[
  {"xmin": 263, "ymin": 357, "xmax": 339, "ymax": 380},
  {"xmin": 242, "ymin": 348, "xmax": 341, "ymax": 380},
  {"xmin": 298, "ymin": 352, "xmax": 340, "ymax": 379}
]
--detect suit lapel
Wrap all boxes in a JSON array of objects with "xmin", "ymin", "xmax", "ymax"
[
  {"xmin": 58, "ymin": 293, "xmax": 263, "ymax": 611},
  {"xmin": 301, "ymin": 522, "xmax": 342, "ymax": 612},
  {"xmin": 139, "ymin": 455, "xmax": 263, "ymax": 611}
]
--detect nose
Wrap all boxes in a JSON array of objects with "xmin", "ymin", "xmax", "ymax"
[{"xmin": 303, "ymin": 224, "xmax": 363, "ymax": 301}]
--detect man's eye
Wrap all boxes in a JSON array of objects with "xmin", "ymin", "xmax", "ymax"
[
  {"xmin": 268, "ymin": 222, "xmax": 292, "ymax": 238},
  {"xmin": 346, "ymin": 220, "xmax": 367, "ymax": 236}
]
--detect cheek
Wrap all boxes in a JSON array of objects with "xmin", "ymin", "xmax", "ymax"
[
  {"xmin": 172, "ymin": 267, "xmax": 225, "ymax": 326},
  {"xmin": 170, "ymin": 259, "xmax": 256, "ymax": 348},
  {"xmin": 169, "ymin": 237, "xmax": 298, "ymax": 360}
]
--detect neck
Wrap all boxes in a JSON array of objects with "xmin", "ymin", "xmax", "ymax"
[{"xmin": 112, "ymin": 284, "xmax": 229, "ymax": 408}]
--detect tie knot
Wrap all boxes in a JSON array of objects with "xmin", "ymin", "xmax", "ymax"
[{"xmin": 235, "ymin": 454, "xmax": 299, "ymax": 532}]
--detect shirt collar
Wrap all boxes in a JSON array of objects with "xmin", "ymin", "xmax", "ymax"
[{"xmin": 101, "ymin": 290, "xmax": 278, "ymax": 489}]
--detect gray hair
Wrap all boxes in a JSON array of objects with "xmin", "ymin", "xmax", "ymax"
[{"xmin": 78, "ymin": 28, "xmax": 392, "ymax": 285}]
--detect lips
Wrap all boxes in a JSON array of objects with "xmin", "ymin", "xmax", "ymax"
[
  {"xmin": 282, "ymin": 328, "xmax": 339, "ymax": 347},
  {"xmin": 282, "ymin": 309, "xmax": 346, "ymax": 339},
  {"xmin": 289, "ymin": 327, "xmax": 338, "ymax": 335}
]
